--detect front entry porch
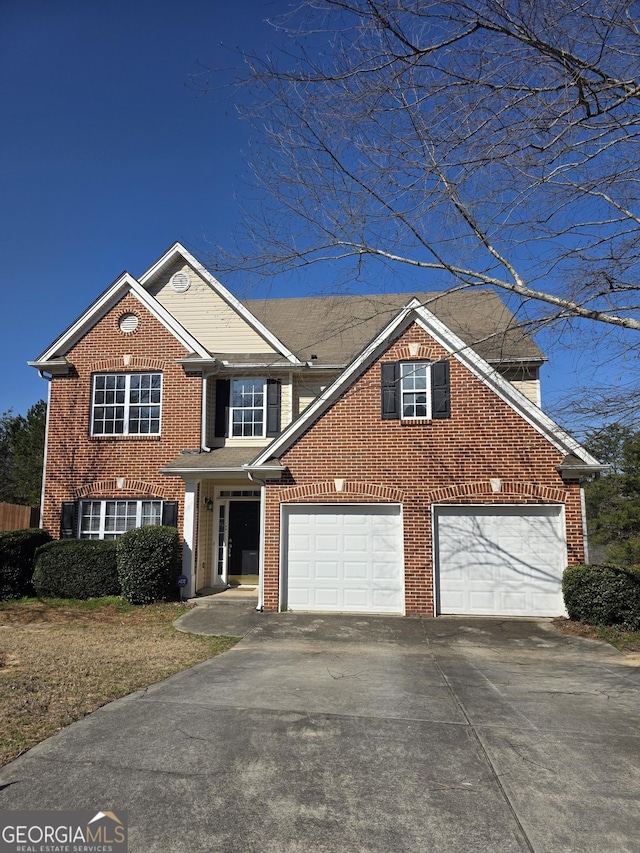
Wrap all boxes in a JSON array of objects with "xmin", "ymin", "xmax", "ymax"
[
  {"xmin": 206, "ymin": 488, "xmax": 262, "ymax": 592},
  {"xmin": 161, "ymin": 446, "xmax": 284, "ymax": 602}
]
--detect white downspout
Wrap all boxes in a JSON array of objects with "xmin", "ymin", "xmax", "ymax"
[
  {"xmin": 247, "ymin": 471, "xmax": 266, "ymax": 612},
  {"xmin": 38, "ymin": 378, "xmax": 52, "ymax": 529},
  {"xmin": 580, "ymin": 485, "xmax": 590, "ymax": 565},
  {"xmin": 201, "ymin": 373, "xmax": 210, "ymax": 452}
]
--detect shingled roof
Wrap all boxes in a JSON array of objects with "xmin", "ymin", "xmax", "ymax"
[{"xmin": 244, "ymin": 290, "xmax": 544, "ymax": 367}]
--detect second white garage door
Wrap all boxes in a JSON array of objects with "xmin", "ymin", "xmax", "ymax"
[
  {"xmin": 283, "ymin": 504, "xmax": 404, "ymax": 613},
  {"xmin": 434, "ymin": 505, "xmax": 567, "ymax": 617}
]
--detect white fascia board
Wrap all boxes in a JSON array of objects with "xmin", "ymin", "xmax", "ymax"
[
  {"xmin": 250, "ymin": 302, "xmax": 417, "ymax": 466},
  {"xmin": 410, "ymin": 305, "xmax": 601, "ymax": 467},
  {"xmin": 138, "ymin": 242, "xmax": 302, "ymax": 365},
  {"xmin": 34, "ymin": 272, "xmax": 209, "ymax": 362}
]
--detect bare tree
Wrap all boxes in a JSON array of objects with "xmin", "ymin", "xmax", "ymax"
[{"xmin": 204, "ymin": 0, "xmax": 640, "ymax": 421}]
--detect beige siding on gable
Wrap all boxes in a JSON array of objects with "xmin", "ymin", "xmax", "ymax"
[
  {"xmin": 511, "ymin": 379, "xmax": 541, "ymax": 407},
  {"xmin": 293, "ymin": 371, "xmax": 337, "ymax": 416},
  {"xmin": 149, "ymin": 260, "xmax": 277, "ymax": 354}
]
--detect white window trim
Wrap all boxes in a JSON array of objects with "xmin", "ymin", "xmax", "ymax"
[
  {"xmin": 79, "ymin": 499, "xmax": 163, "ymax": 539},
  {"xmin": 400, "ymin": 362, "xmax": 432, "ymax": 420},
  {"xmin": 229, "ymin": 377, "xmax": 267, "ymax": 439},
  {"xmin": 91, "ymin": 372, "xmax": 162, "ymax": 436}
]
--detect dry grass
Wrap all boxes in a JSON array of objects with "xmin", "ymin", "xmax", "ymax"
[
  {"xmin": 0, "ymin": 598, "xmax": 239, "ymax": 767},
  {"xmin": 552, "ymin": 617, "xmax": 640, "ymax": 653}
]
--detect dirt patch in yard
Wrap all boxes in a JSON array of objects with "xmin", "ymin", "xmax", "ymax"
[
  {"xmin": 0, "ymin": 599, "xmax": 239, "ymax": 767},
  {"xmin": 552, "ymin": 617, "xmax": 640, "ymax": 664}
]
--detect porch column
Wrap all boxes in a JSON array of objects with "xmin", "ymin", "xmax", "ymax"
[{"xmin": 181, "ymin": 480, "xmax": 197, "ymax": 598}]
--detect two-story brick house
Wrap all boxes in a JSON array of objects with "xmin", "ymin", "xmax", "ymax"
[{"xmin": 30, "ymin": 242, "xmax": 603, "ymax": 617}]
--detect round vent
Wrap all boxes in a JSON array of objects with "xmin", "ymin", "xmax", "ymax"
[
  {"xmin": 119, "ymin": 313, "xmax": 139, "ymax": 333},
  {"xmin": 171, "ymin": 271, "xmax": 191, "ymax": 293}
]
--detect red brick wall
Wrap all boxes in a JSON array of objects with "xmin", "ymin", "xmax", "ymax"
[
  {"xmin": 263, "ymin": 322, "xmax": 584, "ymax": 615},
  {"xmin": 42, "ymin": 293, "xmax": 200, "ymax": 537}
]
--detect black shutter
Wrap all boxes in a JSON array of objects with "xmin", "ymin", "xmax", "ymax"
[
  {"xmin": 60, "ymin": 502, "xmax": 76, "ymax": 538},
  {"xmin": 381, "ymin": 362, "xmax": 400, "ymax": 419},
  {"xmin": 214, "ymin": 379, "xmax": 230, "ymax": 438},
  {"xmin": 162, "ymin": 501, "xmax": 178, "ymax": 528},
  {"xmin": 431, "ymin": 360, "xmax": 451, "ymax": 419},
  {"xmin": 266, "ymin": 378, "xmax": 282, "ymax": 436}
]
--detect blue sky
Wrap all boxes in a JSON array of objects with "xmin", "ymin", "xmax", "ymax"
[
  {"xmin": 0, "ymin": 0, "xmax": 615, "ymax": 431},
  {"xmin": 1, "ymin": 0, "xmax": 293, "ymax": 415}
]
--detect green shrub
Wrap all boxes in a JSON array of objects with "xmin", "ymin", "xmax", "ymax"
[
  {"xmin": 33, "ymin": 539, "xmax": 120, "ymax": 599},
  {"xmin": 117, "ymin": 526, "xmax": 179, "ymax": 605},
  {"xmin": 562, "ymin": 564, "xmax": 640, "ymax": 630},
  {"xmin": 0, "ymin": 528, "xmax": 52, "ymax": 600}
]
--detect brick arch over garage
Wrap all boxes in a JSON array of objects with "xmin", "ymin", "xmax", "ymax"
[
  {"xmin": 426, "ymin": 481, "xmax": 569, "ymax": 505},
  {"xmin": 279, "ymin": 481, "xmax": 405, "ymax": 503}
]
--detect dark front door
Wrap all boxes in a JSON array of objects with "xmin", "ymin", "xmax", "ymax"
[{"xmin": 228, "ymin": 501, "xmax": 260, "ymax": 585}]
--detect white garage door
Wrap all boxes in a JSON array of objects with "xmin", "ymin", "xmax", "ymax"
[
  {"xmin": 435, "ymin": 505, "xmax": 567, "ymax": 617},
  {"xmin": 283, "ymin": 505, "xmax": 404, "ymax": 614}
]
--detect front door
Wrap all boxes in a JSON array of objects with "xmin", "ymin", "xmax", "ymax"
[{"xmin": 228, "ymin": 500, "xmax": 260, "ymax": 586}]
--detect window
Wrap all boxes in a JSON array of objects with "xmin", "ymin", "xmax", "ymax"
[
  {"xmin": 91, "ymin": 373, "xmax": 162, "ymax": 436},
  {"xmin": 214, "ymin": 377, "xmax": 282, "ymax": 439},
  {"xmin": 79, "ymin": 499, "xmax": 163, "ymax": 539},
  {"xmin": 381, "ymin": 360, "xmax": 450, "ymax": 420},
  {"xmin": 400, "ymin": 362, "xmax": 431, "ymax": 419},
  {"xmin": 230, "ymin": 377, "xmax": 266, "ymax": 437}
]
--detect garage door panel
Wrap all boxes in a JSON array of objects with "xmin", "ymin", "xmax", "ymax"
[
  {"xmin": 344, "ymin": 534, "xmax": 367, "ymax": 552},
  {"xmin": 313, "ymin": 589, "xmax": 340, "ymax": 607},
  {"xmin": 343, "ymin": 588, "xmax": 370, "ymax": 607},
  {"xmin": 343, "ymin": 561, "xmax": 368, "ymax": 580},
  {"xmin": 373, "ymin": 559, "xmax": 398, "ymax": 580},
  {"xmin": 315, "ymin": 561, "xmax": 339, "ymax": 579},
  {"xmin": 284, "ymin": 505, "xmax": 404, "ymax": 614},
  {"xmin": 436, "ymin": 506, "xmax": 566, "ymax": 617},
  {"xmin": 316, "ymin": 534, "xmax": 339, "ymax": 552}
]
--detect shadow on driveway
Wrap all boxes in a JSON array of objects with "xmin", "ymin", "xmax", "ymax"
[{"xmin": 1, "ymin": 609, "xmax": 638, "ymax": 852}]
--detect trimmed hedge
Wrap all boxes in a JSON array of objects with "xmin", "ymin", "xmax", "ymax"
[
  {"xmin": 117, "ymin": 525, "xmax": 179, "ymax": 605},
  {"xmin": 33, "ymin": 539, "xmax": 120, "ymax": 599},
  {"xmin": 0, "ymin": 528, "xmax": 52, "ymax": 600},
  {"xmin": 562, "ymin": 564, "xmax": 640, "ymax": 630}
]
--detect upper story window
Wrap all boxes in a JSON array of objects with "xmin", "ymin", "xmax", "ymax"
[
  {"xmin": 400, "ymin": 362, "xmax": 431, "ymax": 419},
  {"xmin": 214, "ymin": 377, "xmax": 282, "ymax": 439},
  {"xmin": 381, "ymin": 360, "xmax": 450, "ymax": 420},
  {"xmin": 230, "ymin": 377, "xmax": 266, "ymax": 437},
  {"xmin": 91, "ymin": 373, "xmax": 162, "ymax": 436}
]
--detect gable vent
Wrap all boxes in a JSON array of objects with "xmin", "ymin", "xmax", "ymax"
[
  {"xmin": 119, "ymin": 313, "xmax": 139, "ymax": 333},
  {"xmin": 170, "ymin": 271, "xmax": 191, "ymax": 293}
]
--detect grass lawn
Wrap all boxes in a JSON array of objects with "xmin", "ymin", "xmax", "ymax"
[{"xmin": 0, "ymin": 597, "xmax": 239, "ymax": 767}]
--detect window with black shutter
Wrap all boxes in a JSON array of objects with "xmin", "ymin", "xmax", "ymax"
[
  {"xmin": 380, "ymin": 360, "xmax": 450, "ymax": 421},
  {"xmin": 215, "ymin": 377, "xmax": 281, "ymax": 438}
]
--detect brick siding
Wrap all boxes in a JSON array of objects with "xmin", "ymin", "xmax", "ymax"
[
  {"xmin": 262, "ymin": 323, "xmax": 584, "ymax": 616},
  {"xmin": 42, "ymin": 293, "xmax": 201, "ymax": 537}
]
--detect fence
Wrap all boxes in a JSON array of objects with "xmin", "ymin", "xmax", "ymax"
[{"xmin": 0, "ymin": 502, "xmax": 39, "ymax": 532}]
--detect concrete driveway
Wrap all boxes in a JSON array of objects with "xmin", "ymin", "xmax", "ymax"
[{"xmin": 1, "ymin": 607, "xmax": 639, "ymax": 852}]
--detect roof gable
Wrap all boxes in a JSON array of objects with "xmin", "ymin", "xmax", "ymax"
[
  {"xmin": 139, "ymin": 243, "xmax": 300, "ymax": 363},
  {"xmin": 248, "ymin": 299, "xmax": 601, "ymax": 469},
  {"xmin": 30, "ymin": 272, "xmax": 209, "ymax": 366}
]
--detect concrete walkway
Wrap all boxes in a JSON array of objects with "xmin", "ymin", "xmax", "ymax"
[{"xmin": 1, "ymin": 606, "xmax": 639, "ymax": 852}]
